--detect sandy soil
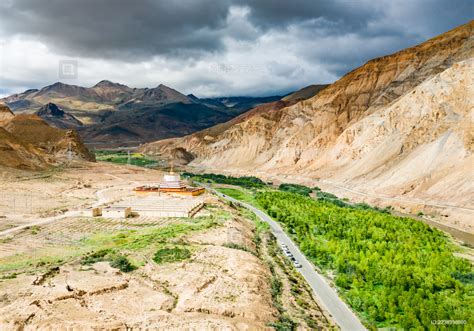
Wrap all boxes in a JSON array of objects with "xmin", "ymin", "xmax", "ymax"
[
  {"xmin": 0, "ymin": 162, "xmax": 333, "ymax": 330},
  {"xmin": 0, "ymin": 162, "xmax": 163, "ymax": 227}
]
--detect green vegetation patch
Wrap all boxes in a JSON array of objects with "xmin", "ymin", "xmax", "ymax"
[
  {"xmin": 0, "ymin": 247, "xmax": 83, "ymax": 274},
  {"xmin": 269, "ymin": 315, "xmax": 298, "ymax": 331},
  {"xmin": 81, "ymin": 249, "xmax": 137, "ymax": 272},
  {"xmin": 81, "ymin": 248, "xmax": 114, "ymax": 265},
  {"xmin": 82, "ymin": 218, "xmax": 217, "ymax": 251},
  {"xmin": 215, "ymin": 187, "xmax": 257, "ymax": 205},
  {"xmin": 278, "ymin": 183, "xmax": 313, "ymax": 196},
  {"xmin": 153, "ymin": 247, "xmax": 192, "ymax": 264},
  {"xmin": 94, "ymin": 150, "xmax": 158, "ymax": 167},
  {"xmin": 183, "ymin": 172, "xmax": 266, "ymax": 189},
  {"xmin": 1, "ymin": 213, "xmax": 227, "ymax": 276},
  {"xmin": 109, "ymin": 255, "xmax": 137, "ymax": 272},
  {"xmin": 256, "ymin": 191, "xmax": 474, "ymax": 329}
]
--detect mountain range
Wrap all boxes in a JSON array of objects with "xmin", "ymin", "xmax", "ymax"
[
  {"xmin": 2, "ymin": 82, "xmax": 282, "ymax": 147},
  {"xmin": 140, "ymin": 21, "xmax": 473, "ymax": 230},
  {"xmin": 1, "ymin": 21, "xmax": 472, "ymax": 230}
]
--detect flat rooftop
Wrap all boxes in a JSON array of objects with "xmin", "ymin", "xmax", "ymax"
[{"xmin": 103, "ymin": 195, "xmax": 205, "ymax": 218}]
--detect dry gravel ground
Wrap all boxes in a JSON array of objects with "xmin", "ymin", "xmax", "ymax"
[
  {"xmin": 0, "ymin": 162, "xmax": 334, "ymax": 330},
  {"xmin": 0, "ymin": 161, "xmax": 163, "ymax": 227},
  {"xmin": 0, "ymin": 163, "xmax": 154, "ymax": 217},
  {"xmin": 0, "ymin": 161, "xmax": 205, "ymax": 237}
]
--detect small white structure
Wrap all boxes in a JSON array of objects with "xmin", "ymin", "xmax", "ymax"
[
  {"xmin": 101, "ymin": 206, "xmax": 133, "ymax": 218},
  {"xmin": 93, "ymin": 195, "xmax": 205, "ymax": 219},
  {"xmin": 160, "ymin": 173, "xmax": 186, "ymax": 190}
]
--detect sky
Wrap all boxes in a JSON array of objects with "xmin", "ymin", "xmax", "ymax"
[{"xmin": 0, "ymin": 0, "xmax": 472, "ymax": 98}]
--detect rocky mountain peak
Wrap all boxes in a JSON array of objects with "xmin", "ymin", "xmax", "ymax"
[
  {"xmin": 93, "ymin": 80, "xmax": 128, "ymax": 88},
  {"xmin": 37, "ymin": 102, "xmax": 65, "ymax": 117},
  {"xmin": 35, "ymin": 103, "xmax": 83, "ymax": 129}
]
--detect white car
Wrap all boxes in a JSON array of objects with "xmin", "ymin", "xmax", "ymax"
[{"xmin": 293, "ymin": 261, "xmax": 302, "ymax": 268}]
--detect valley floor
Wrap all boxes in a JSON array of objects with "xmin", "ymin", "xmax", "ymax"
[
  {"xmin": 188, "ymin": 166, "xmax": 474, "ymax": 245},
  {"xmin": 0, "ymin": 162, "xmax": 334, "ymax": 330}
]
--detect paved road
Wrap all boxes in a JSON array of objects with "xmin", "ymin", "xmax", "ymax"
[{"xmin": 208, "ymin": 186, "xmax": 366, "ymax": 331}]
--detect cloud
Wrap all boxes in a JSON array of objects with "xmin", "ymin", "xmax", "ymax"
[
  {"xmin": 0, "ymin": 0, "xmax": 231, "ymax": 60},
  {"xmin": 236, "ymin": 0, "xmax": 379, "ymax": 32},
  {"xmin": 0, "ymin": 0, "xmax": 471, "ymax": 97}
]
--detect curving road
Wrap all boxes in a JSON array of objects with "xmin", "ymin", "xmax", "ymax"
[{"xmin": 208, "ymin": 186, "xmax": 366, "ymax": 331}]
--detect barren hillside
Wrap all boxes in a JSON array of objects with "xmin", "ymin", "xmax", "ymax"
[
  {"xmin": 0, "ymin": 164, "xmax": 332, "ymax": 330},
  {"xmin": 0, "ymin": 104, "xmax": 14, "ymax": 124},
  {"xmin": 0, "ymin": 104, "xmax": 95, "ymax": 169},
  {"xmin": 140, "ymin": 21, "xmax": 474, "ymax": 231}
]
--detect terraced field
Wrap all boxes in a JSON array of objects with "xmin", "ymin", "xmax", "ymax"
[
  {"xmin": 0, "ymin": 197, "xmax": 333, "ymax": 330},
  {"xmin": 0, "ymin": 217, "xmax": 182, "ymax": 276}
]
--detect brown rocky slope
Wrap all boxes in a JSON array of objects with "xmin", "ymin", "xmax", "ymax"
[
  {"xmin": 0, "ymin": 104, "xmax": 95, "ymax": 169},
  {"xmin": 141, "ymin": 21, "xmax": 474, "ymax": 231},
  {"xmin": 0, "ymin": 104, "xmax": 15, "ymax": 124}
]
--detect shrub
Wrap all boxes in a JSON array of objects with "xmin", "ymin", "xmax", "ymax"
[
  {"xmin": 182, "ymin": 172, "xmax": 266, "ymax": 189},
  {"xmin": 278, "ymin": 183, "xmax": 312, "ymax": 196},
  {"xmin": 269, "ymin": 315, "xmax": 297, "ymax": 331},
  {"xmin": 81, "ymin": 249, "xmax": 136, "ymax": 272},
  {"xmin": 153, "ymin": 247, "xmax": 192, "ymax": 264},
  {"xmin": 271, "ymin": 276, "xmax": 282, "ymax": 299},
  {"xmin": 80, "ymin": 249, "xmax": 113, "ymax": 265},
  {"xmin": 223, "ymin": 243, "xmax": 256, "ymax": 256},
  {"xmin": 110, "ymin": 255, "xmax": 137, "ymax": 272}
]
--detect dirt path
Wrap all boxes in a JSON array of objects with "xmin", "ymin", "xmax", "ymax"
[{"xmin": 0, "ymin": 178, "xmax": 137, "ymax": 237}]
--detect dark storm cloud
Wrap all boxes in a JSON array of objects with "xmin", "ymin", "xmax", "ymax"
[
  {"xmin": 238, "ymin": 0, "xmax": 473, "ymax": 37},
  {"xmin": 235, "ymin": 0, "xmax": 472, "ymax": 77},
  {"xmin": 236, "ymin": 0, "xmax": 379, "ymax": 32},
  {"xmin": 0, "ymin": 0, "xmax": 231, "ymax": 59},
  {"xmin": 1, "ymin": 0, "xmax": 471, "ymax": 61},
  {"xmin": 0, "ymin": 0, "xmax": 471, "ymax": 96}
]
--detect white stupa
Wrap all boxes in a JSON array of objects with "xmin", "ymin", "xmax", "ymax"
[
  {"xmin": 159, "ymin": 170, "xmax": 186, "ymax": 190},
  {"xmin": 134, "ymin": 165, "xmax": 205, "ymax": 196}
]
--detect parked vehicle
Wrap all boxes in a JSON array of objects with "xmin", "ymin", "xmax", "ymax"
[{"xmin": 293, "ymin": 261, "xmax": 302, "ymax": 268}]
